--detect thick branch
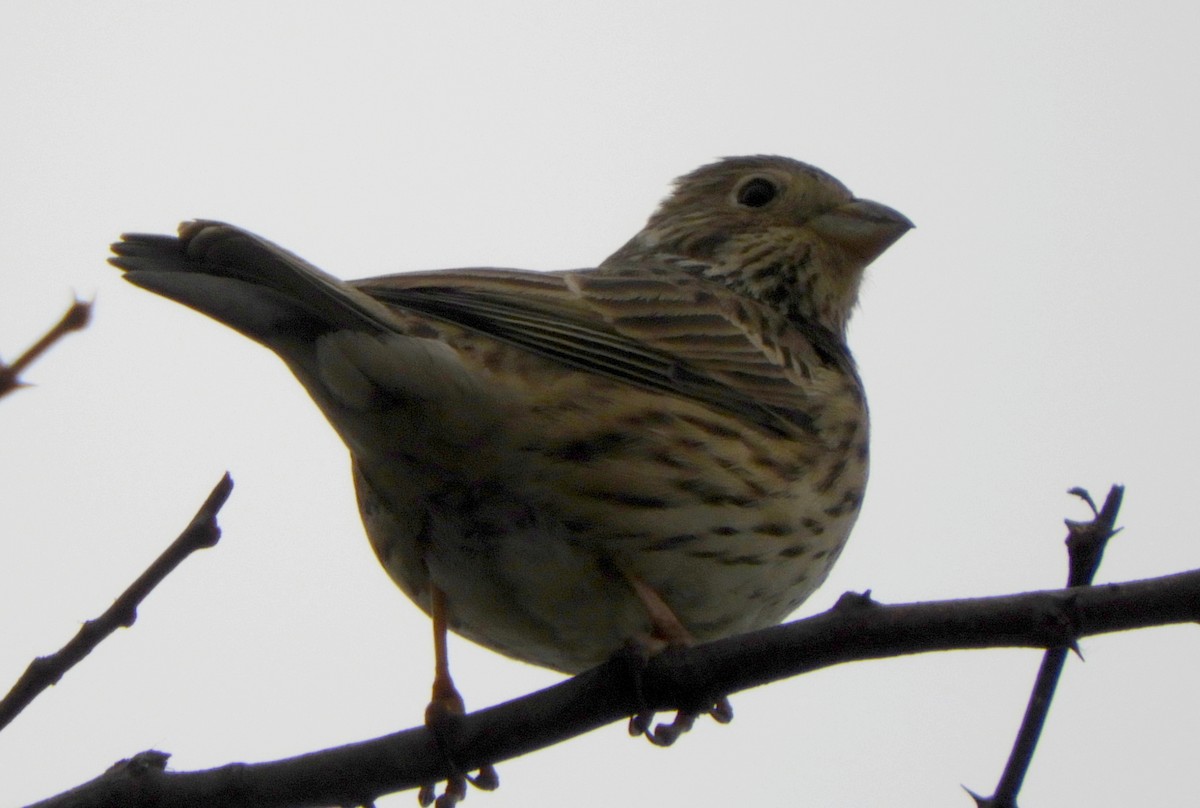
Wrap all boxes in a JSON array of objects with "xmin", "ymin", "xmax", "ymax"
[
  {"xmin": 0, "ymin": 473, "xmax": 233, "ymax": 734},
  {"xmin": 29, "ymin": 567, "xmax": 1200, "ymax": 808}
]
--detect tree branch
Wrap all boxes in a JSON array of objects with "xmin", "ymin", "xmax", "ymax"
[
  {"xmin": 0, "ymin": 473, "xmax": 233, "ymax": 734},
  {"xmin": 0, "ymin": 298, "xmax": 91, "ymax": 399},
  {"xmin": 27, "ymin": 566, "xmax": 1200, "ymax": 808},
  {"xmin": 969, "ymin": 485, "xmax": 1124, "ymax": 807}
]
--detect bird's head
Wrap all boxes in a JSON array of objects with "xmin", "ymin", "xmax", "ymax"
[{"xmin": 605, "ymin": 155, "xmax": 912, "ymax": 336}]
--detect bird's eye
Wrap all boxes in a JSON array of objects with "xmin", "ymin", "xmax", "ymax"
[{"xmin": 735, "ymin": 177, "xmax": 778, "ymax": 208}]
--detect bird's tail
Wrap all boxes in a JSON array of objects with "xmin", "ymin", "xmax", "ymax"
[{"xmin": 109, "ymin": 220, "xmax": 396, "ymax": 347}]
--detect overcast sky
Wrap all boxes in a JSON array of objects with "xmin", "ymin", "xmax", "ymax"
[{"xmin": 2, "ymin": 4, "xmax": 1198, "ymax": 807}]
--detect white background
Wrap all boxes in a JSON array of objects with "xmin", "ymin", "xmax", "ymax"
[{"xmin": 2, "ymin": 4, "xmax": 1198, "ymax": 806}]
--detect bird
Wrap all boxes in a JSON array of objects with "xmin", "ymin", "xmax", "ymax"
[{"xmin": 109, "ymin": 155, "xmax": 911, "ymax": 806}]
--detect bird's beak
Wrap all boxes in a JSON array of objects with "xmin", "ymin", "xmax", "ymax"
[{"xmin": 808, "ymin": 198, "xmax": 914, "ymax": 265}]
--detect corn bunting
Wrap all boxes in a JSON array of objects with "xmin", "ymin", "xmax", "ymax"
[{"xmin": 110, "ymin": 155, "xmax": 910, "ymax": 804}]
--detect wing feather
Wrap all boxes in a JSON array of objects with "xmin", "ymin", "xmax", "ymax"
[{"xmin": 355, "ymin": 267, "xmax": 854, "ymax": 435}]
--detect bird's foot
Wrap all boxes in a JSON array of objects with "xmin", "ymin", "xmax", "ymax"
[
  {"xmin": 619, "ymin": 573, "xmax": 735, "ymax": 746},
  {"xmin": 417, "ymin": 658, "xmax": 500, "ymax": 806},
  {"xmin": 417, "ymin": 766, "xmax": 499, "ymax": 808},
  {"xmin": 628, "ymin": 696, "xmax": 734, "ymax": 746}
]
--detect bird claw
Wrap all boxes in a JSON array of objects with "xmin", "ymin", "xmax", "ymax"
[
  {"xmin": 469, "ymin": 764, "xmax": 500, "ymax": 791},
  {"xmin": 419, "ymin": 673, "xmax": 499, "ymax": 807},
  {"xmin": 628, "ymin": 697, "xmax": 732, "ymax": 746},
  {"xmin": 708, "ymin": 696, "xmax": 734, "ymax": 724},
  {"xmin": 418, "ymin": 765, "xmax": 498, "ymax": 807},
  {"xmin": 648, "ymin": 711, "xmax": 695, "ymax": 746},
  {"xmin": 418, "ymin": 777, "xmax": 461, "ymax": 807}
]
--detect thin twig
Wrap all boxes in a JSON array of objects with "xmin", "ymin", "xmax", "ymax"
[
  {"xmin": 968, "ymin": 485, "xmax": 1125, "ymax": 808},
  {"xmin": 0, "ymin": 473, "xmax": 233, "ymax": 734},
  {"xmin": 0, "ymin": 298, "xmax": 92, "ymax": 399},
  {"xmin": 29, "ymin": 561, "xmax": 1200, "ymax": 808}
]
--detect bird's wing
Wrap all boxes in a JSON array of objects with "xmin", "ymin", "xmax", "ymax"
[
  {"xmin": 356, "ymin": 267, "xmax": 855, "ymax": 436},
  {"xmin": 111, "ymin": 221, "xmax": 851, "ymax": 435}
]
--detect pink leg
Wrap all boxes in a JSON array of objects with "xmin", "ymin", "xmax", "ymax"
[
  {"xmin": 417, "ymin": 586, "xmax": 499, "ymax": 807},
  {"xmin": 623, "ymin": 574, "xmax": 734, "ymax": 746}
]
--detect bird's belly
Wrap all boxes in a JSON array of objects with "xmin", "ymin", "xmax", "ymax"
[
  {"xmin": 356, "ymin": 465, "xmax": 653, "ymax": 673},
  {"xmin": 353, "ymin": 393, "xmax": 867, "ymax": 673}
]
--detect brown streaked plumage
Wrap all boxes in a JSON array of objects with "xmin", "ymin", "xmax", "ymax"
[{"xmin": 108, "ymin": 155, "xmax": 910, "ymax": 802}]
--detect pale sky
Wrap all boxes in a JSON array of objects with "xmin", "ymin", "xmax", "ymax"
[{"xmin": 2, "ymin": 4, "xmax": 1199, "ymax": 807}]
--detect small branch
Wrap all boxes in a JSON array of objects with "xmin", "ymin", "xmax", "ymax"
[
  {"xmin": 28, "ymin": 564, "xmax": 1200, "ymax": 808},
  {"xmin": 969, "ymin": 485, "xmax": 1124, "ymax": 807},
  {"xmin": 0, "ymin": 473, "xmax": 233, "ymax": 734},
  {"xmin": 1064, "ymin": 485, "xmax": 1124, "ymax": 588},
  {"xmin": 0, "ymin": 298, "xmax": 92, "ymax": 399}
]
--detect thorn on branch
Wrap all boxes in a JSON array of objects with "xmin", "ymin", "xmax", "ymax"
[
  {"xmin": 105, "ymin": 750, "xmax": 171, "ymax": 776},
  {"xmin": 832, "ymin": 590, "xmax": 877, "ymax": 612},
  {"xmin": 1067, "ymin": 486, "xmax": 1098, "ymax": 516}
]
